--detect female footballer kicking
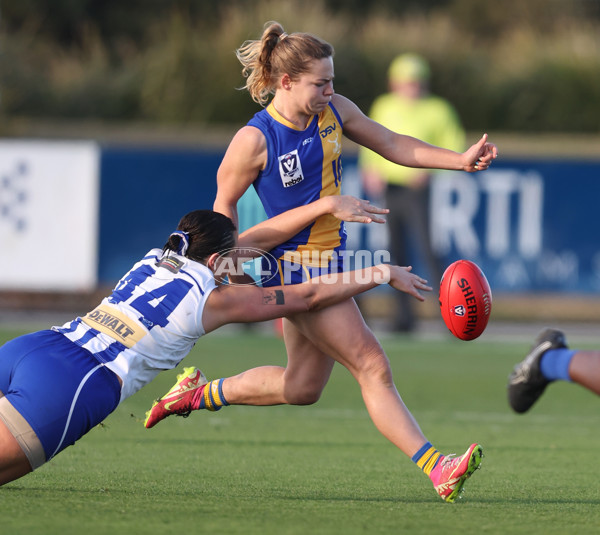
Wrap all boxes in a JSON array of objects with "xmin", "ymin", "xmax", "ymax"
[{"xmin": 146, "ymin": 21, "xmax": 497, "ymax": 502}]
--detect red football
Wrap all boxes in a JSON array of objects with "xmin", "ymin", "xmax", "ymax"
[{"xmin": 439, "ymin": 260, "xmax": 492, "ymax": 341}]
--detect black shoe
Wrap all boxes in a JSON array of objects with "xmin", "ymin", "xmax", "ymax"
[{"xmin": 507, "ymin": 328, "xmax": 568, "ymax": 413}]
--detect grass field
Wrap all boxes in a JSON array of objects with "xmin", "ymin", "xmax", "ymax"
[{"xmin": 1, "ymin": 326, "xmax": 599, "ymax": 535}]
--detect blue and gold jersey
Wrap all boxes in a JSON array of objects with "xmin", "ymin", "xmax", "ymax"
[{"xmin": 248, "ymin": 102, "xmax": 346, "ymax": 283}]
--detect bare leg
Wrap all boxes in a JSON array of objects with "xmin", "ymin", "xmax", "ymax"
[
  {"xmin": 288, "ymin": 299, "xmax": 428, "ymax": 457},
  {"xmin": 569, "ymin": 351, "xmax": 600, "ymax": 395},
  {"xmin": 222, "ymin": 318, "xmax": 335, "ymax": 405},
  {"xmin": 223, "ymin": 299, "xmax": 428, "ymax": 458},
  {"xmin": 0, "ymin": 418, "xmax": 32, "ymax": 486}
]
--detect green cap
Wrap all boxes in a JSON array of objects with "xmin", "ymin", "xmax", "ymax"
[{"xmin": 388, "ymin": 53, "xmax": 430, "ymax": 82}]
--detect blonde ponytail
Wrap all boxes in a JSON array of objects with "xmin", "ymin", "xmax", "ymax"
[{"xmin": 236, "ymin": 21, "xmax": 334, "ymax": 106}]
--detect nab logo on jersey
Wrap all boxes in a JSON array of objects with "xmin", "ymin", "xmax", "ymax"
[{"xmin": 278, "ymin": 150, "xmax": 304, "ymax": 188}]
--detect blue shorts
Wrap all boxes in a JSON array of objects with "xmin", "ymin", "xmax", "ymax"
[
  {"xmin": 0, "ymin": 330, "xmax": 121, "ymax": 469},
  {"xmin": 261, "ymin": 254, "xmax": 347, "ymax": 287}
]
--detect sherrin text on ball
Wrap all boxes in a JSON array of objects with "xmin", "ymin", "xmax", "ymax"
[{"xmin": 439, "ymin": 260, "xmax": 492, "ymax": 341}]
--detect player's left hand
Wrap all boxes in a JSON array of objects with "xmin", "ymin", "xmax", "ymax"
[
  {"xmin": 387, "ymin": 265, "xmax": 433, "ymax": 301},
  {"xmin": 328, "ymin": 195, "xmax": 389, "ymax": 224},
  {"xmin": 462, "ymin": 133, "xmax": 498, "ymax": 172}
]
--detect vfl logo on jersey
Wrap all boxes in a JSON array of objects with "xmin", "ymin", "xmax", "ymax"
[{"xmin": 278, "ymin": 150, "xmax": 304, "ymax": 188}]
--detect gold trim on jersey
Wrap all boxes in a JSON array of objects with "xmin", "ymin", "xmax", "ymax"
[
  {"xmin": 266, "ymin": 103, "xmax": 315, "ymax": 131},
  {"xmin": 82, "ymin": 303, "xmax": 147, "ymax": 348},
  {"xmin": 293, "ymin": 106, "xmax": 344, "ymax": 257}
]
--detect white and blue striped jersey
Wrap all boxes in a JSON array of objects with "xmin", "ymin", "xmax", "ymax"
[{"xmin": 53, "ymin": 249, "xmax": 217, "ymax": 401}]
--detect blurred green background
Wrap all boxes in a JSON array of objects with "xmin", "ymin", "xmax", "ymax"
[{"xmin": 2, "ymin": 0, "xmax": 599, "ymax": 136}]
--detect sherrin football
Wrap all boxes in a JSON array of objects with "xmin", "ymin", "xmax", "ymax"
[{"xmin": 439, "ymin": 260, "xmax": 492, "ymax": 341}]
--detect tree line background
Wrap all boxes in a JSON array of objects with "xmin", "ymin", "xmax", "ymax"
[{"xmin": 1, "ymin": 0, "xmax": 600, "ymax": 134}]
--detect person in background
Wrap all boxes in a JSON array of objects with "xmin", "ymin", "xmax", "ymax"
[
  {"xmin": 508, "ymin": 328, "xmax": 600, "ymax": 413},
  {"xmin": 359, "ymin": 53, "xmax": 465, "ymax": 332}
]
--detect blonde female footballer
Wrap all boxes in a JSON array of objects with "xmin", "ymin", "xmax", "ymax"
[{"xmin": 147, "ymin": 21, "xmax": 498, "ymax": 502}]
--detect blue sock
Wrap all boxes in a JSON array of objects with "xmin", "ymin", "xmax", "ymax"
[{"xmin": 540, "ymin": 348, "xmax": 576, "ymax": 382}]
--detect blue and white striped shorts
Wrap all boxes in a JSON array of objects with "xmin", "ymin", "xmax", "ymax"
[{"xmin": 0, "ymin": 330, "xmax": 121, "ymax": 469}]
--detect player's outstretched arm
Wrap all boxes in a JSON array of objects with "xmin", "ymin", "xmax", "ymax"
[
  {"xmin": 237, "ymin": 195, "xmax": 388, "ymax": 253},
  {"xmin": 334, "ymin": 93, "xmax": 498, "ymax": 173},
  {"xmin": 202, "ymin": 263, "xmax": 431, "ymax": 333}
]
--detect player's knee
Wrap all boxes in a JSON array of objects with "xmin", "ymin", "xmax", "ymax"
[
  {"xmin": 354, "ymin": 347, "xmax": 394, "ymax": 387},
  {"xmin": 284, "ymin": 383, "xmax": 324, "ymax": 405}
]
